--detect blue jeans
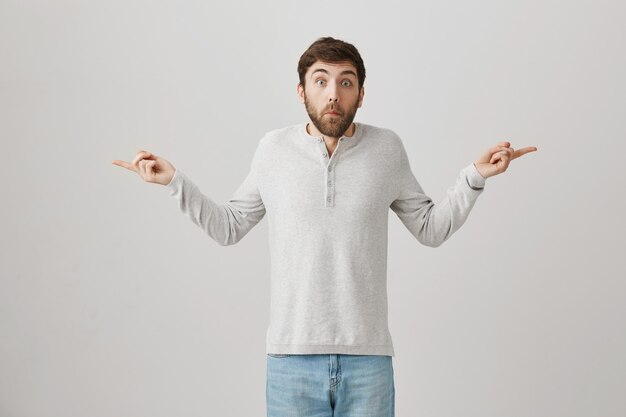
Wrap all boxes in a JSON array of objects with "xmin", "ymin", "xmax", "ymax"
[{"xmin": 266, "ymin": 354, "xmax": 395, "ymax": 417}]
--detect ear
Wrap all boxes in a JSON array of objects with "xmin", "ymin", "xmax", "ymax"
[
  {"xmin": 357, "ymin": 85, "xmax": 365, "ymax": 108},
  {"xmin": 297, "ymin": 82, "xmax": 305, "ymax": 104}
]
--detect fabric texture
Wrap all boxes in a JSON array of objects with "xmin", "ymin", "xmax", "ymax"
[{"xmin": 165, "ymin": 122, "xmax": 486, "ymax": 356}]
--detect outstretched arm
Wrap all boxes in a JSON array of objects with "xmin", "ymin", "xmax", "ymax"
[
  {"xmin": 112, "ymin": 140, "xmax": 266, "ymax": 247},
  {"xmin": 164, "ymin": 142, "xmax": 266, "ymax": 246},
  {"xmin": 165, "ymin": 165, "xmax": 265, "ymax": 246},
  {"xmin": 390, "ymin": 139, "xmax": 537, "ymax": 247}
]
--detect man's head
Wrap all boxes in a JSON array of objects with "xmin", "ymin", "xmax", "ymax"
[{"xmin": 297, "ymin": 37, "xmax": 366, "ymax": 138}]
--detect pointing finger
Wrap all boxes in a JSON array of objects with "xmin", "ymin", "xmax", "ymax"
[
  {"xmin": 111, "ymin": 159, "xmax": 134, "ymax": 171},
  {"xmin": 512, "ymin": 146, "xmax": 538, "ymax": 159}
]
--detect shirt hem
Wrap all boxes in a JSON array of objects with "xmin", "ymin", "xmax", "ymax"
[{"xmin": 266, "ymin": 342, "xmax": 395, "ymax": 357}]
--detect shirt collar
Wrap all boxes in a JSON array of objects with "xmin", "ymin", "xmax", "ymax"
[{"xmin": 299, "ymin": 121, "xmax": 362, "ymax": 144}]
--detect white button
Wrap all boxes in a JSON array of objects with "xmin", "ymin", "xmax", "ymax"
[
  {"xmin": 327, "ymin": 166, "xmax": 332, "ymax": 171},
  {"xmin": 322, "ymin": 153, "xmax": 327, "ymax": 157},
  {"xmin": 327, "ymin": 197, "xmax": 332, "ymax": 202}
]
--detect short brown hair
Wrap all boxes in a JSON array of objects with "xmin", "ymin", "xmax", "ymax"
[{"xmin": 297, "ymin": 36, "xmax": 366, "ymax": 91}]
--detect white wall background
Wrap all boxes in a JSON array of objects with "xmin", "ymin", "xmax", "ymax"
[{"xmin": 1, "ymin": 0, "xmax": 624, "ymax": 416}]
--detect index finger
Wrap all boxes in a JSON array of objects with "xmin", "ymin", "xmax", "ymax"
[
  {"xmin": 512, "ymin": 146, "xmax": 538, "ymax": 159},
  {"xmin": 111, "ymin": 159, "xmax": 136, "ymax": 171}
]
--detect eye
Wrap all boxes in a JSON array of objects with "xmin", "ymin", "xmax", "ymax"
[
  {"xmin": 316, "ymin": 79, "xmax": 325, "ymax": 86},
  {"xmin": 342, "ymin": 80, "xmax": 352, "ymax": 87}
]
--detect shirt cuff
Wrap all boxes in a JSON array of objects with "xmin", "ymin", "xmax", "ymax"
[
  {"xmin": 165, "ymin": 168, "xmax": 183, "ymax": 194},
  {"xmin": 464, "ymin": 163, "xmax": 486, "ymax": 190}
]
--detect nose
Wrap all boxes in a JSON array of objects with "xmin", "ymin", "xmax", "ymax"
[{"xmin": 327, "ymin": 83, "xmax": 339, "ymax": 103}]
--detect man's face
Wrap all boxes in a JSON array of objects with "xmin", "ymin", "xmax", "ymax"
[{"xmin": 297, "ymin": 60, "xmax": 364, "ymax": 138}]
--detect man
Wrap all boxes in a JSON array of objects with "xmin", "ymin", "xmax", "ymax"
[{"xmin": 112, "ymin": 36, "xmax": 537, "ymax": 417}]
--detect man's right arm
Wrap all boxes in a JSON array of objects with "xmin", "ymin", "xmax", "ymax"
[
  {"xmin": 113, "ymin": 142, "xmax": 267, "ymax": 246},
  {"xmin": 165, "ymin": 139, "xmax": 267, "ymax": 246},
  {"xmin": 165, "ymin": 162, "xmax": 266, "ymax": 246}
]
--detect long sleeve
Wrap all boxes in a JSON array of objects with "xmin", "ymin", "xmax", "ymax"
[
  {"xmin": 389, "ymin": 140, "xmax": 486, "ymax": 248},
  {"xmin": 165, "ymin": 141, "xmax": 266, "ymax": 246}
]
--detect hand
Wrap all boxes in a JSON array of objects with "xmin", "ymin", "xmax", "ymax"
[
  {"xmin": 111, "ymin": 150, "xmax": 176, "ymax": 185},
  {"xmin": 474, "ymin": 141, "xmax": 538, "ymax": 179}
]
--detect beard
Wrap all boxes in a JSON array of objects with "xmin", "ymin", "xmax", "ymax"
[{"xmin": 304, "ymin": 92, "xmax": 359, "ymax": 138}]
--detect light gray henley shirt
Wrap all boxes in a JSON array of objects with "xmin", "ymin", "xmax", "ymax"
[{"xmin": 165, "ymin": 121, "xmax": 487, "ymax": 357}]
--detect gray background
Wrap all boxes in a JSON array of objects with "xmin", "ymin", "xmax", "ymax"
[{"xmin": 1, "ymin": 0, "xmax": 624, "ymax": 416}]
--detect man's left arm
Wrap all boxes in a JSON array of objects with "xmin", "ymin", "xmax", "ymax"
[{"xmin": 389, "ymin": 138, "xmax": 537, "ymax": 247}]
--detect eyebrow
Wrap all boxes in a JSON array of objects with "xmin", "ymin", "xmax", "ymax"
[{"xmin": 311, "ymin": 68, "xmax": 357, "ymax": 79}]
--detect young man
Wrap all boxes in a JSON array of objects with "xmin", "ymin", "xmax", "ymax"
[{"xmin": 113, "ymin": 37, "xmax": 537, "ymax": 416}]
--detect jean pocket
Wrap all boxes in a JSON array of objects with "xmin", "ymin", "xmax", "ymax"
[{"xmin": 267, "ymin": 353, "xmax": 291, "ymax": 358}]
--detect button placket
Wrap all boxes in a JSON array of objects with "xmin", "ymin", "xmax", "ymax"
[
  {"xmin": 317, "ymin": 137, "xmax": 328, "ymax": 160},
  {"xmin": 317, "ymin": 136, "xmax": 348, "ymax": 208},
  {"xmin": 325, "ymin": 166, "xmax": 335, "ymax": 207},
  {"xmin": 325, "ymin": 138, "xmax": 344, "ymax": 208}
]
